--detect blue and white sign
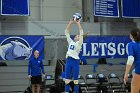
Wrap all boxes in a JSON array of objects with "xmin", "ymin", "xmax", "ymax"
[
  {"xmin": 94, "ymin": 0, "xmax": 119, "ymax": 17},
  {"xmin": 122, "ymin": 0, "xmax": 140, "ymax": 18},
  {"xmin": 0, "ymin": 36, "xmax": 44, "ymax": 60},
  {"xmin": 80, "ymin": 36, "xmax": 131, "ymax": 58},
  {"xmin": 1, "ymin": 0, "xmax": 30, "ymax": 16}
]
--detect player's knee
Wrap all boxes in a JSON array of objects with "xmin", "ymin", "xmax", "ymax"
[
  {"xmin": 65, "ymin": 79, "xmax": 71, "ymax": 85},
  {"xmin": 74, "ymin": 80, "xmax": 79, "ymax": 85}
]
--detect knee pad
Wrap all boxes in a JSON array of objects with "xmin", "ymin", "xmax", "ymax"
[
  {"xmin": 65, "ymin": 79, "xmax": 71, "ymax": 85},
  {"xmin": 74, "ymin": 80, "xmax": 79, "ymax": 85}
]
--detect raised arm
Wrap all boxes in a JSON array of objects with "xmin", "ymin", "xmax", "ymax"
[
  {"xmin": 65, "ymin": 20, "xmax": 73, "ymax": 44},
  {"xmin": 76, "ymin": 20, "xmax": 83, "ymax": 45}
]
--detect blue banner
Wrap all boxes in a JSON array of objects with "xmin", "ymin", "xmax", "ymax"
[
  {"xmin": 94, "ymin": 0, "xmax": 119, "ymax": 17},
  {"xmin": 122, "ymin": 0, "xmax": 140, "ymax": 18},
  {"xmin": 0, "ymin": 36, "xmax": 44, "ymax": 60},
  {"xmin": 1, "ymin": 0, "xmax": 29, "ymax": 16},
  {"xmin": 80, "ymin": 36, "xmax": 131, "ymax": 58}
]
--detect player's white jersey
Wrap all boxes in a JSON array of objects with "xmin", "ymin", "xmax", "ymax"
[
  {"xmin": 65, "ymin": 29, "xmax": 83, "ymax": 59},
  {"xmin": 66, "ymin": 41, "xmax": 82, "ymax": 59}
]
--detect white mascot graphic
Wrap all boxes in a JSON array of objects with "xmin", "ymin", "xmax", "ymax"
[{"xmin": 0, "ymin": 37, "xmax": 32, "ymax": 60}]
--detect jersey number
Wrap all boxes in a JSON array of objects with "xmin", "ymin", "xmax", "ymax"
[{"xmin": 70, "ymin": 45, "xmax": 75, "ymax": 50}]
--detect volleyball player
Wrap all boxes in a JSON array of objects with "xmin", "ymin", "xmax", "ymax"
[
  {"xmin": 65, "ymin": 19, "xmax": 83, "ymax": 93},
  {"xmin": 124, "ymin": 28, "xmax": 140, "ymax": 93}
]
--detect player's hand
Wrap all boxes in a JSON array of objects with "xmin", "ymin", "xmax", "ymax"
[
  {"xmin": 124, "ymin": 74, "xmax": 128, "ymax": 85},
  {"xmin": 28, "ymin": 75, "xmax": 32, "ymax": 80},
  {"xmin": 42, "ymin": 74, "xmax": 46, "ymax": 79},
  {"xmin": 69, "ymin": 19, "xmax": 74, "ymax": 24},
  {"xmin": 75, "ymin": 20, "xmax": 81, "ymax": 25},
  {"xmin": 42, "ymin": 74, "xmax": 46, "ymax": 81}
]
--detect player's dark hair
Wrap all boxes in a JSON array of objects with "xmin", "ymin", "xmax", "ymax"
[{"xmin": 130, "ymin": 28, "xmax": 140, "ymax": 42}]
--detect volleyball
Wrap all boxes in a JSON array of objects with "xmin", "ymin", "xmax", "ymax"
[{"xmin": 72, "ymin": 13, "xmax": 82, "ymax": 21}]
